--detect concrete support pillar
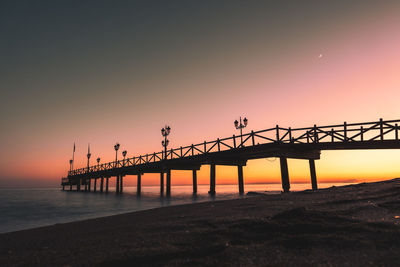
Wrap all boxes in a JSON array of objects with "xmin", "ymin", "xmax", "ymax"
[
  {"xmin": 94, "ymin": 178, "xmax": 97, "ymax": 192},
  {"xmin": 70, "ymin": 184, "xmax": 72, "ymax": 191},
  {"xmin": 137, "ymin": 173, "xmax": 141, "ymax": 195},
  {"xmin": 120, "ymin": 175, "xmax": 123, "ymax": 193},
  {"xmin": 106, "ymin": 177, "xmax": 109, "ymax": 192},
  {"xmin": 84, "ymin": 181, "xmax": 88, "ymax": 192},
  {"xmin": 209, "ymin": 164, "xmax": 216, "ymax": 195},
  {"xmin": 62, "ymin": 185, "xmax": 65, "ymax": 191},
  {"xmin": 166, "ymin": 169, "xmax": 171, "ymax": 196},
  {"xmin": 160, "ymin": 172, "xmax": 164, "ymax": 194},
  {"xmin": 280, "ymin": 157, "xmax": 290, "ymax": 193},
  {"xmin": 77, "ymin": 179, "xmax": 81, "ymax": 191},
  {"xmin": 88, "ymin": 179, "xmax": 91, "ymax": 192},
  {"xmin": 238, "ymin": 165, "xmax": 244, "ymax": 194},
  {"xmin": 100, "ymin": 177, "xmax": 104, "ymax": 192},
  {"xmin": 116, "ymin": 175, "xmax": 120, "ymax": 194},
  {"xmin": 192, "ymin": 170, "xmax": 197, "ymax": 194},
  {"xmin": 309, "ymin": 159, "xmax": 318, "ymax": 190}
]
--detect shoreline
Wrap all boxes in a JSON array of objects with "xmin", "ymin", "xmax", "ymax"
[{"xmin": 2, "ymin": 178, "xmax": 400, "ymax": 266}]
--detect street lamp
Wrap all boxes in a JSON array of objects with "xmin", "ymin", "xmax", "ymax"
[
  {"xmin": 114, "ymin": 143, "xmax": 120, "ymax": 166},
  {"xmin": 122, "ymin": 150, "xmax": 127, "ymax": 166},
  {"xmin": 97, "ymin": 157, "xmax": 100, "ymax": 167},
  {"xmin": 69, "ymin": 159, "xmax": 73, "ymax": 172},
  {"xmin": 161, "ymin": 125, "xmax": 171, "ymax": 160},
  {"xmin": 234, "ymin": 117, "xmax": 248, "ymax": 146},
  {"xmin": 87, "ymin": 144, "xmax": 91, "ymax": 171}
]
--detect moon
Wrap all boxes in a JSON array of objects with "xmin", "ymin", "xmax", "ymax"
[{"xmin": 318, "ymin": 54, "xmax": 323, "ymax": 59}]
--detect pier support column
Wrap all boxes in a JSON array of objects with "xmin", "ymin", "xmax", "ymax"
[
  {"xmin": 238, "ymin": 165, "xmax": 244, "ymax": 195},
  {"xmin": 94, "ymin": 178, "xmax": 97, "ymax": 192},
  {"xmin": 70, "ymin": 184, "xmax": 72, "ymax": 191},
  {"xmin": 84, "ymin": 181, "xmax": 88, "ymax": 192},
  {"xmin": 106, "ymin": 177, "xmax": 109, "ymax": 192},
  {"xmin": 166, "ymin": 170, "xmax": 171, "ymax": 196},
  {"xmin": 62, "ymin": 185, "xmax": 65, "ymax": 191},
  {"xmin": 192, "ymin": 170, "xmax": 197, "ymax": 194},
  {"xmin": 88, "ymin": 179, "xmax": 91, "ymax": 192},
  {"xmin": 137, "ymin": 173, "xmax": 141, "ymax": 195},
  {"xmin": 280, "ymin": 157, "xmax": 290, "ymax": 193},
  {"xmin": 160, "ymin": 172, "xmax": 164, "ymax": 194},
  {"xmin": 120, "ymin": 175, "xmax": 124, "ymax": 193},
  {"xmin": 100, "ymin": 177, "xmax": 104, "ymax": 192},
  {"xmin": 77, "ymin": 179, "xmax": 81, "ymax": 191},
  {"xmin": 209, "ymin": 164, "xmax": 216, "ymax": 195},
  {"xmin": 116, "ymin": 175, "xmax": 120, "ymax": 194},
  {"xmin": 309, "ymin": 159, "xmax": 318, "ymax": 190}
]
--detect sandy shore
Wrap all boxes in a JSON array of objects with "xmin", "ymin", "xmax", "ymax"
[{"xmin": 1, "ymin": 179, "xmax": 400, "ymax": 266}]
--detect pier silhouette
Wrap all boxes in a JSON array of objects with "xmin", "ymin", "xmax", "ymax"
[{"xmin": 61, "ymin": 118, "xmax": 400, "ymax": 195}]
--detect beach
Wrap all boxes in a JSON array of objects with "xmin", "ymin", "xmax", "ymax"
[{"xmin": 1, "ymin": 179, "xmax": 400, "ymax": 266}]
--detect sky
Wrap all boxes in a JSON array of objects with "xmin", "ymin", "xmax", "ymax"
[{"xmin": 1, "ymin": 0, "xmax": 400, "ymax": 187}]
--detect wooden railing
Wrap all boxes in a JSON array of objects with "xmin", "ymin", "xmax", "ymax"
[{"xmin": 68, "ymin": 119, "xmax": 400, "ymax": 176}]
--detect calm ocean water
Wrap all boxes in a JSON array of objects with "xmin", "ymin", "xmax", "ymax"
[{"xmin": 0, "ymin": 183, "xmax": 350, "ymax": 233}]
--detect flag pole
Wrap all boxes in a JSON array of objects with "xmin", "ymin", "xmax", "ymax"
[{"xmin": 72, "ymin": 142, "xmax": 75, "ymax": 170}]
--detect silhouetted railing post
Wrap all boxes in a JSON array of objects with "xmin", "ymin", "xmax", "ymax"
[
  {"xmin": 331, "ymin": 128, "xmax": 334, "ymax": 142},
  {"xmin": 233, "ymin": 135, "xmax": 236, "ymax": 148},
  {"xmin": 360, "ymin": 126, "xmax": 364, "ymax": 141},
  {"xmin": 251, "ymin": 131, "xmax": 255, "ymax": 145},
  {"xmin": 344, "ymin": 121, "xmax": 347, "ymax": 142},
  {"xmin": 313, "ymin": 124, "xmax": 318, "ymax": 143},
  {"xmin": 380, "ymin": 118, "xmax": 384, "ymax": 140},
  {"xmin": 276, "ymin": 125, "xmax": 280, "ymax": 143},
  {"xmin": 396, "ymin": 124, "xmax": 399, "ymax": 140},
  {"xmin": 288, "ymin": 127, "xmax": 292, "ymax": 143}
]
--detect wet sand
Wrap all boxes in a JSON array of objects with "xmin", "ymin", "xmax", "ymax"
[{"xmin": 1, "ymin": 178, "xmax": 400, "ymax": 266}]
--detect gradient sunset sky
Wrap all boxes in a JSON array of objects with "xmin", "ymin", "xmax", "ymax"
[{"xmin": 1, "ymin": 0, "xmax": 400, "ymax": 187}]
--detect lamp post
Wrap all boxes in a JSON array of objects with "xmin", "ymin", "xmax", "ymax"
[
  {"xmin": 234, "ymin": 117, "xmax": 248, "ymax": 146},
  {"xmin": 87, "ymin": 144, "xmax": 91, "ymax": 171},
  {"xmin": 114, "ymin": 143, "xmax": 120, "ymax": 167},
  {"xmin": 69, "ymin": 159, "xmax": 73, "ymax": 172},
  {"xmin": 122, "ymin": 150, "xmax": 127, "ymax": 166},
  {"xmin": 161, "ymin": 125, "xmax": 171, "ymax": 160},
  {"xmin": 97, "ymin": 157, "xmax": 100, "ymax": 168}
]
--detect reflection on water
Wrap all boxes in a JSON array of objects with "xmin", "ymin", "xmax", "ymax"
[{"xmin": 0, "ymin": 183, "xmax": 351, "ymax": 233}]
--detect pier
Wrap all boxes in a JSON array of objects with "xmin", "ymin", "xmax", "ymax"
[{"xmin": 61, "ymin": 118, "xmax": 400, "ymax": 195}]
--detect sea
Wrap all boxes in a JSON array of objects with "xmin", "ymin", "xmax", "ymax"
[{"xmin": 0, "ymin": 183, "xmax": 351, "ymax": 233}]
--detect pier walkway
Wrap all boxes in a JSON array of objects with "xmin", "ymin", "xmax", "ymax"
[{"xmin": 61, "ymin": 119, "xmax": 400, "ymax": 195}]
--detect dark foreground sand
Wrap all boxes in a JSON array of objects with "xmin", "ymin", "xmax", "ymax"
[{"xmin": 1, "ymin": 179, "xmax": 400, "ymax": 266}]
